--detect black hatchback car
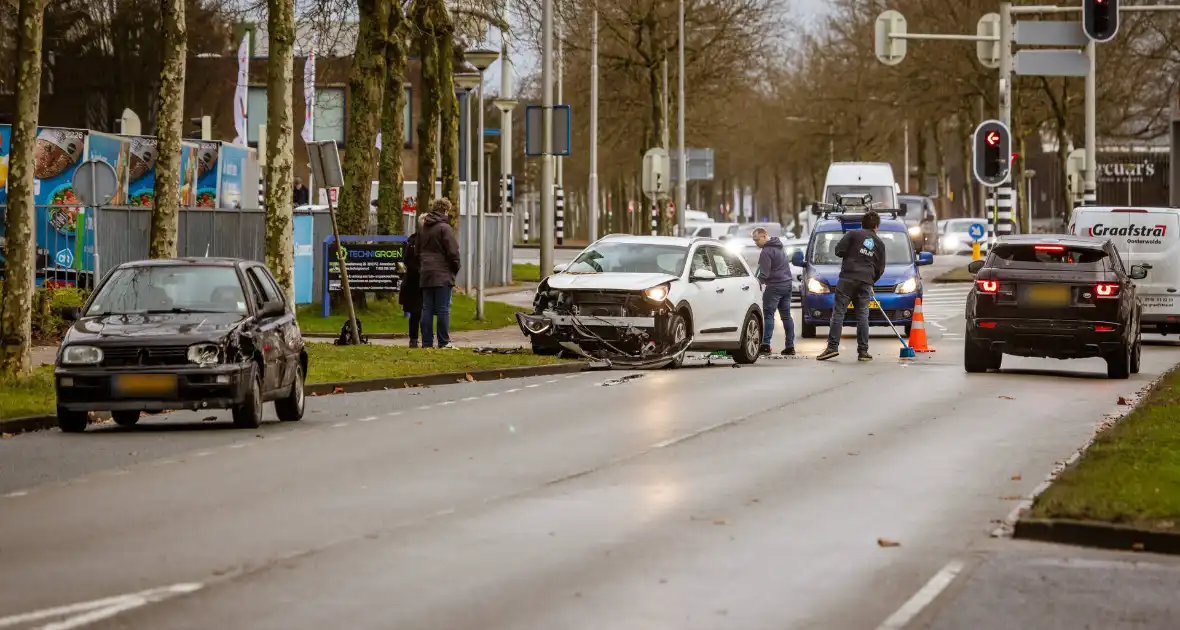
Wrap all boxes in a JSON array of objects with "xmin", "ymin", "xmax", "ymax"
[
  {"xmin": 965, "ymin": 236, "xmax": 1146, "ymax": 379},
  {"xmin": 54, "ymin": 258, "xmax": 308, "ymax": 432}
]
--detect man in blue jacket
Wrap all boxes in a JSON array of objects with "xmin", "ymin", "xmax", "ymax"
[{"xmin": 753, "ymin": 227, "xmax": 795, "ymax": 356}]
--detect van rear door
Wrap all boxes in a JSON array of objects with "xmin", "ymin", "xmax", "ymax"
[{"xmin": 1074, "ymin": 207, "xmax": 1180, "ymax": 315}]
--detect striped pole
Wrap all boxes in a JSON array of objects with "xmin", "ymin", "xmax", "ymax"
[
  {"xmin": 259, "ymin": 178, "xmax": 266, "ymax": 208},
  {"xmin": 997, "ymin": 186, "xmax": 1015, "ymax": 238},
  {"xmin": 650, "ymin": 200, "xmax": 658, "ymax": 236},
  {"xmin": 984, "ymin": 189, "xmax": 996, "ymax": 254},
  {"xmin": 555, "ymin": 185, "xmax": 565, "ymax": 246}
]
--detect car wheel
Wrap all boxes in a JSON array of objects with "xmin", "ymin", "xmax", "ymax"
[
  {"xmin": 1131, "ymin": 331, "xmax": 1142, "ymax": 375},
  {"xmin": 530, "ymin": 335, "xmax": 561, "ymax": 356},
  {"xmin": 665, "ymin": 311, "xmax": 690, "ymax": 369},
  {"xmin": 275, "ymin": 364, "xmax": 306, "ymax": 422},
  {"xmin": 732, "ymin": 312, "xmax": 762, "ymax": 365},
  {"xmin": 801, "ymin": 322, "xmax": 817, "ymax": 339},
  {"xmin": 1106, "ymin": 343, "xmax": 1132, "ymax": 380},
  {"xmin": 232, "ymin": 366, "xmax": 264, "ymax": 429},
  {"xmin": 56, "ymin": 408, "xmax": 89, "ymax": 433},
  {"xmin": 112, "ymin": 411, "xmax": 140, "ymax": 427},
  {"xmin": 964, "ymin": 335, "xmax": 993, "ymax": 373}
]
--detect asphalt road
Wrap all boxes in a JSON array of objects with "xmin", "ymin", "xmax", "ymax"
[{"xmin": 2, "ymin": 256, "xmax": 1177, "ymax": 629}]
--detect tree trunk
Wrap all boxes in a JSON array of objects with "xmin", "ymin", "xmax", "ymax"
[
  {"xmin": 377, "ymin": 4, "xmax": 407, "ymax": 236},
  {"xmin": 264, "ymin": 0, "xmax": 295, "ymax": 302},
  {"xmin": 0, "ymin": 0, "xmax": 45, "ymax": 378},
  {"xmin": 339, "ymin": 0, "xmax": 389, "ymax": 236},
  {"xmin": 413, "ymin": 0, "xmax": 439, "ymax": 212},
  {"xmin": 773, "ymin": 164, "xmax": 784, "ymax": 227},
  {"xmin": 933, "ymin": 118, "xmax": 949, "ymax": 217},
  {"xmin": 438, "ymin": 17, "xmax": 460, "ymax": 222},
  {"xmin": 149, "ymin": 0, "xmax": 186, "ymax": 259}
]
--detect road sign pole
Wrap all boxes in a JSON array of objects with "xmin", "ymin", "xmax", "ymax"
[
  {"xmin": 998, "ymin": 2, "xmax": 1017, "ymax": 237},
  {"xmin": 1084, "ymin": 39, "xmax": 1097, "ymax": 207},
  {"xmin": 539, "ymin": 0, "xmax": 555, "ymax": 278}
]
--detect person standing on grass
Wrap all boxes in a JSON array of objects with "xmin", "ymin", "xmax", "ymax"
[
  {"xmin": 817, "ymin": 209, "xmax": 886, "ymax": 362},
  {"xmin": 400, "ymin": 213, "xmax": 425, "ymax": 348},
  {"xmin": 418, "ymin": 198, "xmax": 461, "ymax": 348},
  {"xmin": 753, "ymin": 226, "xmax": 794, "ymax": 356}
]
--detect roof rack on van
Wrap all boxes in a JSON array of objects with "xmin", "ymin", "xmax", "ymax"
[{"xmin": 810, "ymin": 194, "xmax": 901, "ymax": 220}]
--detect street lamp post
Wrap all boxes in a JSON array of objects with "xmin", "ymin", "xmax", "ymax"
[
  {"xmin": 455, "ymin": 72, "xmax": 480, "ymax": 295},
  {"xmin": 589, "ymin": 7, "xmax": 599, "ymax": 242},
  {"xmin": 540, "ymin": 0, "xmax": 555, "ymax": 277},
  {"xmin": 675, "ymin": 0, "xmax": 687, "ymax": 236},
  {"xmin": 494, "ymin": 98, "xmax": 519, "ymax": 286},
  {"xmin": 466, "ymin": 48, "xmax": 499, "ymax": 321}
]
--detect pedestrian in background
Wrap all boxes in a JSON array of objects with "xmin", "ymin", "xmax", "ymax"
[
  {"xmin": 293, "ymin": 177, "xmax": 309, "ymax": 206},
  {"xmin": 817, "ymin": 210, "xmax": 886, "ymax": 362},
  {"xmin": 753, "ymin": 226, "xmax": 795, "ymax": 356},
  {"xmin": 399, "ymin": 213, "xmax": 425, "ymax": 347},
  {"xmin": 418, "ymin": 198, "xmax": 461, "ymax": 348}
]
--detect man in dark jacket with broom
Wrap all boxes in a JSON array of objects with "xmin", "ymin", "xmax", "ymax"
[
  {"xmin": 817, "ymin": 210, "xmax": 886, "ymax": 362},
  {"xmin": 418, "ymin": 199, "xmax": 461, "ymax": 348}
]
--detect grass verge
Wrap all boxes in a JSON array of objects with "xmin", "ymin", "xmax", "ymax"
[
  {"xmin": 297, "ymin": 292, "xmax": 524, "ymax": 335},
  {"xmin": 0, "ymin": 348, "xmax": 569, "ymax": 423},
  {"xmin": 1029, "ymin": 368, "xmax": 1180, "ymax": 533},
  {"xmin": 933, "ymin": 265, "xmax": 975, "ymax": 283},
  {"xmin": 513, "ymin": 263, "xmax": 541, "ymax": 283}
]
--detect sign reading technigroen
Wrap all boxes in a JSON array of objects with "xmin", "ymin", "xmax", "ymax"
[{"xmin": 327, "ymin": 242, "xmax": 405, "ymax": 292}]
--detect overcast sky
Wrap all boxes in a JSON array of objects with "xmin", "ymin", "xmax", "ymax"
[{"xmin": 478, "ymin": 0, "xmax": 830, "ymax": 99}]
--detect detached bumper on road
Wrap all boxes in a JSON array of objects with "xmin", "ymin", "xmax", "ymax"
[
  {"xmin": 968, "ymin": 319, "xmax": 1125, "ymax": 359},
  {"xmin": 54, "ymin": 363, "xmax": 253, "ymax": 412}
]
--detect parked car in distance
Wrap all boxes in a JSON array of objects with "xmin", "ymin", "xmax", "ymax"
[
  {"xmin": 54, "ymin": 258, "xmax": 307, "ymax": 432},
  {"xmin": 965, "ymin": 235, "xmax": 1143, "ymax": 379},
  {"xmin": 939, "ymin": 218, "xmax": 985, "ymax": 255},
  {"xmin": 899, "ymin": 194, "xmax": 939, "ymax": 253}
]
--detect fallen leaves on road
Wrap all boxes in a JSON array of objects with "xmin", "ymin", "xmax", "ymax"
[
  {"xmin": 1000, "ymin": 495, "xmax": 1024, "ymax": 500},
  {"xmin": 847, "ymin": 452, "xmax": 859, "ymax": 456},
  {"xmin": 465, "ymin": 373, "xmax": 475, "ymax": 382},
  {"xmin": 1132, "ymin": 542, "xmax": 1146, "ymax": 551},
  {"xmin": 877, "ymin": 538, "xmax": 901, "ymax": 548},
  {"xmin": 998, "ymin": 395, "xmax": 1015, "ymax": 400},
  {"xmin": 1118, "ymin": 396, "xmax": 1130, "ymax": 405},
  {"xmin": 1011, "ymin": 474, "xmax": 1022, "ymax": 481},
  {"xmin": 333, "ymin": 386, "xmax": 344, "ymax": 394},
  {"xmin": 203, "ymin": 416, "xmax": 217, "ymax": 422},
  {"xmin": 713, "ymin": 519, "xmax": 728, "ymax": 525}
]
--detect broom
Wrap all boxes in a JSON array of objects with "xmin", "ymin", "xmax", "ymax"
[{"xmin": 870, "ymin": 287, "xmax": 916, "ymax": 359}]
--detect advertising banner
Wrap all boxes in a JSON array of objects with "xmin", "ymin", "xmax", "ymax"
[
  {"xmin": 179, "ymin": 142, "xmax": 201, "ymax": 207},
  {"xmin": 0, "ymin": 124, "xmax": 9, "ymax": 206},
  {"xmin": 86, "ymin": 132, "xmax": 132, "ymax": 205},
  {"xmin": 219, "ymin": 142, "xmax": 249, "ymax": 208},
  {"xmin": 194, "ymin": 141, "xmax": 220, "ymax": 208},
  {"xmin": 32, "ymin": 127, "xmax": 89, "ymax": 236},
  {"xmin": 125, "ymin": 135, "xmax": 158, "ymax": 207},
  {"xmin": 327, "ymin": 241, "xmax": 405, "ymax": 292}
]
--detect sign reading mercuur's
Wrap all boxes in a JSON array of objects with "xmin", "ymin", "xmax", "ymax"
[{"xmin": 327, "ymin": 242, "xmax": 405, "ymax": 292}]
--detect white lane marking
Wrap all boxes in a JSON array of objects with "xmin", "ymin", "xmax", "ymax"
[
  {"xmin": 504, "ymin": 388, "xmax": 521, "ymax": 394},
  {"xmin": 438, "ymin": 400, "xmax": 456, "ymax": 405},
  {"xmin": 358, "ymin": 416, "xmax": 376, "ymax": 422},
  {"xmin": 388, "ymin": 411, "xmax": 403, "ymax": 417},
  {"xmin": 565, "ymin": 374, "xmax": 579, "ymax": 379},
  {"xmin": 545, "ymin": 379, "xmax": 559, "ymax": 383},
  {"xmin": 270, "ymin": 436, "xmax": 285, "ymax": 442},
  {"xmin": 525, "ymin": 384, "xmax": 541, "ymax": 389},
  {"xmin": 3, "ymin": 490, "xmax": 28, "ymax": 498},
  {"xmin": 0, "ymin": 583, "xmax": 202, "ymax": 630},
  {"xmin": 228, "ymin": 444, "xmax": 247, "ymax": 449},
  {"xmin": 875, "ymin": 560, "xmax": 965, "ymax": 630},
  {"xmin": 461, "ymin": 396, "xmax": 479, "ymax": 402},
  {"xmin": 483, "ymin": 393, "xmax": 498, "ymax": 398},
  {"xmin": 331, "ymin": 422, "xmax": 348, "ymax": 428},
  {"xmin": 416, "ymin": 405, "xmax": 432, "ymax": 411},
  {"xmin": 153, "ymin": 459, "xmax": 178, "ymax": 467},
  {"xmin": 194, "ymin": 451, "xmax": 212, "ymax": 457}
]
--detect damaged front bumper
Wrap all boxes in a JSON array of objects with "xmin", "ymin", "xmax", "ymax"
[{"xmin": 516, "ymin": 306, "xmax": 689, "ymax": 369}]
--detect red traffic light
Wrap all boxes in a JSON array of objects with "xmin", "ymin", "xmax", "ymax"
[{"xmin": 986, "ymin": 131, "xmax": 1000, "ymax": 146}]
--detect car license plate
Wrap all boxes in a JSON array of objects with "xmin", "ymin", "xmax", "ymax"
[
  {"xmin": 849, "ymin": 300, "xmax": 881, "ymax": 309},
  {"xmin": 113, "ymin": 374, "xmax": 177, "ymax": 397},
  {"xmin": 1022, "ymin": 284, "xmax": 1071, "ymax": 307}
]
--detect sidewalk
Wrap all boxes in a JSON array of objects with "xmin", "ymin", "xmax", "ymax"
[{"xmin": 304, "ymin": 325, "xmax": 527, "ymax": 349}]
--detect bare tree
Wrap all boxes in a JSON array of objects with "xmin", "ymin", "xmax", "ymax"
[
  {"xmin": 377, "ymin": 0, "xmax": 409, "ymax": 236},
  {"xmin": 412, "ymin": 0, "xmax": 440, "ymax": 213},
  {"xmin": 148, "ymin": 0, "xmax": 186, "ymax": 258},
  {"xmin": 264, "ymin": 0, "xmax": 296, "ymax": 301},
  {"xmin": 0, "ymin": 0, "xmax": 45, "ymax": 378},
  {"xmin": 338, "ymin": 0, "xmax": 389, "ymax": 235}
]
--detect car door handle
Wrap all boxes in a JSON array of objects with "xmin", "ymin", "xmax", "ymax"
[
  {"xmin": 716, "ymin": 287, "xmax": 725, "ymax": 293},
  {"xmin": 742, "ymin": 285, "xmax": 750, "ymax": 290}
]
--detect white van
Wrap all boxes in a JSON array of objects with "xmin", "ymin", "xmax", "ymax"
[
  {"xmin": 1070, "ymin": 206, "xmax": 1180, "ymax": 333},
  {"xmin": 820, "ymin": 162, "xmax": 901, "ymax": 210}
]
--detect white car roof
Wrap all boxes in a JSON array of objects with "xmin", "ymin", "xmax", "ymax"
[
  {"xmin": 597, "ymin": 234, "xmax": 697, "ymax": 247},
  {"xmin": 1074, "ymin": 206, "xmax": 1180, "ymax": 213}
]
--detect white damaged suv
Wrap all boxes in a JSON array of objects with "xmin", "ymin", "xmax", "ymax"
[{"xmin": 516, "ymin": 235, "xmax": 764, "ymax": 368}]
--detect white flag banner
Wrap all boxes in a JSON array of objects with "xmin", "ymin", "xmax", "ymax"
[
  {"xmin": 232, "ymin": 33, "xmax": 249, "ymax": 144},
  {"xmin": 301, "ymin": 42, "xmax": 316, "ymax": 143}
]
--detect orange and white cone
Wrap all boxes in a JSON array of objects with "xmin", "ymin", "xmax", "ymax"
[{"xmin": 908, "ymin": 298, "xmax": 934, "ymax": 352}]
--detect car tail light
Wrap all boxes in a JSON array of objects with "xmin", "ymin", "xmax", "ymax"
[
  {"xmin": 1113, "ymin": 208, "xmax": 1148, "ymax": 213},
  {"xmin": 1095, "ymin": 283, "xmax": 1120, "ymax": 298},
  {"xmin": 1095, "ymin": 325, "xmax": 1115, "ymax": 332},
  {"xmin": 976, "ymin": 279, "xmax": 999, "ymax": 293},
  {"xmin": 1034, "ymin": 245, "xmax": 1065, "ymax": 252},
  {"xmin": 978, "ymin": 321, "xmax": 998, "ymax": 328}
]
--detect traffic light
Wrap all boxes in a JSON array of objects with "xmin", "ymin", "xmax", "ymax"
[
  {"xmin": 188, "ymin": 116, "xmax": 211, "ymax": 140},
  {"xmin": 972, "ymin": 120, "xmax": 1011, "ymax": 187},
  {"xmin": 1083, "ymin": 0, "xmax": 1119, "ymax": 43}
]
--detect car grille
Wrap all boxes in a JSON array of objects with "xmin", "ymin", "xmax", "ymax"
[{"xmin": 102, "ymin": 346, "xmax": 190, "ymax": 367}]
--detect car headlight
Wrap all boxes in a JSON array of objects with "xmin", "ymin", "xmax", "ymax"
[
  {"xmin": 896, "ymin": 277, "xmax": 919, "ymax": 294},
  {"xmin": 806, "ymin": 277, "xmax": 830, "ymax": 294},
  {"xmin": 908, "ymin": 226, "xmax": 922, "ymax": 236},
  {"xmin": 187, "ymin": 343, "xmax": 221, "ymax": 366},
  {"xmin": 644, "ymin": 283, "xmax": 671, "ymax": 302},
  {"xmin": 61, "ymin": 345, "xmax": 103, "ymax": 365}
]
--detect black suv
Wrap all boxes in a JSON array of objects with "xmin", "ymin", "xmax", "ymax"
[{"xmin": 965, "ymin": 236, "xmax": 1145, "ymax": 379}]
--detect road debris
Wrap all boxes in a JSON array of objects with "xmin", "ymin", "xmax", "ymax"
[
  {"xmin": 1118, "ymin": 396, "xmax": 1131, "ymax": 405},
  {"xmin": 1011, "ymin": 474, "xmax": 1022, "ymax": 481},
  {"xmin": 999, "ymin": 395, "xmax": 1015, "ymax": 400},
  {"xmin": 877, "ymin": 538, "xmax": 901, "ymax": 547},
  {"xmin": 602, "ymin": 374, "xmax": 645, "ymax": 387}
]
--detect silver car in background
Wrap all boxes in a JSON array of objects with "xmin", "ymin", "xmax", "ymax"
[{"xmin": 726, "ymin": 235, "xmax": 806, "ymax": 303}]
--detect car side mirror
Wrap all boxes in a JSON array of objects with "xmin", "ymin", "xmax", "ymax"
[
  {"xmin": 259, "ymin": 299, "xmax": 286, "ymax": 318},
  {"xmin": 60, "ymin": 306, "xmax": 81, "ymax": 322},
  {"xmin": 691, "ymin": 268, "xmax": 717, "ymax": 282},
  {"xmin": 791, "ymin": 251, "xmax": 805, "ymax": 267},
  {"xmin": 924, "ymin": 211, "xmax": 935, "ymax": 222},
  {"xmin": 1130, "ymin": 265, "xmax": 1148, "ymax": 280},
  {"xmin": 900, "ymin": 203, "xmax": 911, "ymax": 217},
  {"xmin": 916, "ymin": 252, "xmax": 934, "ymax": 266},
  {"xmin": 967, "ymin": 260, "xmax": 985, "ymax": 274},
  {"xmin": 553, "ymin": 263, "xmax": 568, "ymax": 274}
]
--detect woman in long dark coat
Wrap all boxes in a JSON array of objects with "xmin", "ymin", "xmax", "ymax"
[{"xmin": 399, "ymin": 215, "xmax": 424, "ymax": 347}]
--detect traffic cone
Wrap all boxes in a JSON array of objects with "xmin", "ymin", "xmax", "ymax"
[{"xmin": 909, "ymin": 298, "xmax": 934, "ymax": 352}]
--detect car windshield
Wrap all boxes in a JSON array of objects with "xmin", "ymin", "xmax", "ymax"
[
  {"xmin": 729, "ymin": 223, "xmax": 783, "ymax": 238},
  {"xmin": 85, "ymin": 265, "xmax": 248, "ymax": 316},
  {"xmin": 825, "ymin": 186, "xmax": 896, "ymax": 209},
  {"xmin": 566, "ymin": 242, "xmax": 689, "ymax": 275},
  {"xmin": 809, "ymin": 230, "xmax": 913, "ymax": 265},
  {"xmin": 948, "ymin": 222, "xmax": 976, "ymax": 233},
  {"xmin": 990, "ymin": 244, "xmax": 1109, "ymax": 270}
]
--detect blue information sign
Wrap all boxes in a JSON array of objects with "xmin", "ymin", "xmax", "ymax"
[{"xmin": 968, "ymin": 222, "xmax": 985, "ymax": 241}]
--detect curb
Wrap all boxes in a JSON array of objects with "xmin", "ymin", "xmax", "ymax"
[
  {"xmin": 305, "ymin": 361, "xmax": 588, "ymax": 396},
  {"xmin": 1013, "ymin": 518, "xmax": 1180, "ymax": 555},
  {"xmin": 1, "ymin": 362, "xmax": 588, "ymax": 436}
]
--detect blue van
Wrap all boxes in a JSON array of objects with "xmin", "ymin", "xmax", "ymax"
[{"xmin": 792, "ymin": 210, "xmax": 934, "ymax": 338}]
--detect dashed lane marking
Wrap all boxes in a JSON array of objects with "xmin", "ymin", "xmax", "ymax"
[
  {"xmin": 3, "ymin": 490, "xmax": 28, "ymax": 499},
  {"xmin": 876, "ymin": 559, "xmax": 966, "ymax": 630},
  {"xmin": 331, "ymin": 423, "xmax": 348, "ymax": 428},
  {"xmin": 0, "ymin": 582, "xmax": 203, "ymax": 630}
]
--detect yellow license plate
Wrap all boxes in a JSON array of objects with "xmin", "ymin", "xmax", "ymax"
[
  {"xmin": 113, "ymin": 374, "xmax": 177, "ymax": 397},
  {"xmin": 1024, "ymin": 285, "xmax": 1070, "ymax": 307},
  {"xmin": 849, "ymin": 301, "xmax": 881, "ymax": 309}
]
